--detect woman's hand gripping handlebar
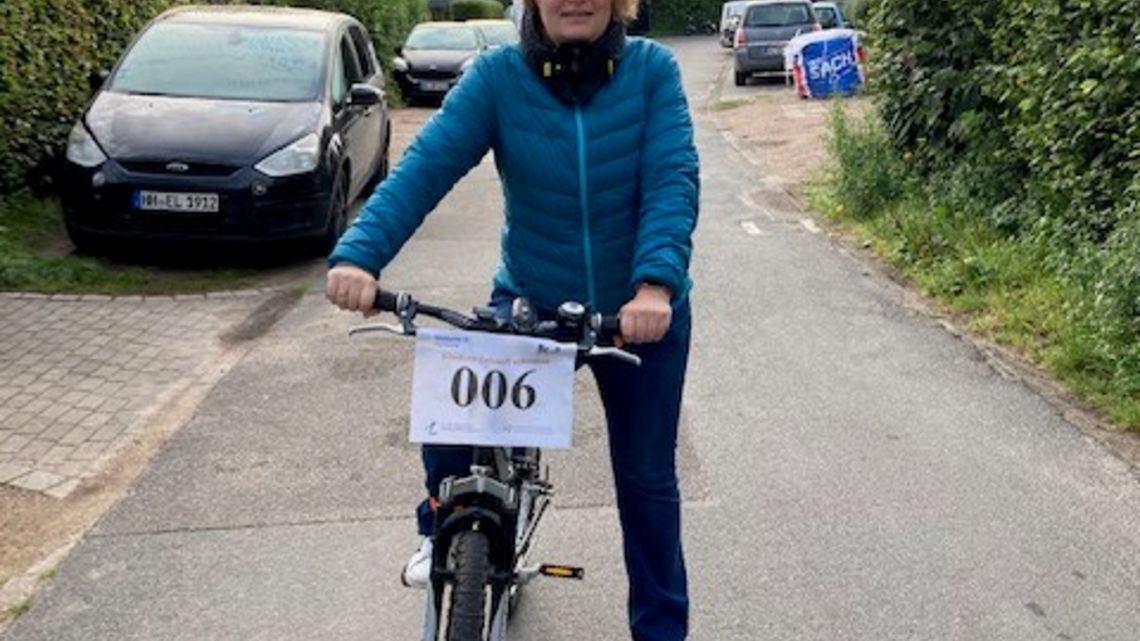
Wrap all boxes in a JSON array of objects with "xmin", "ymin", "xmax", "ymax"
[{"xmin": 349, "ymin": 289, "xmax": 641, "ymax": 367}]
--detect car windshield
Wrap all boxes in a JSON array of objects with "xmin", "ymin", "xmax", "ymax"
[
  {"xmin": 723, "ymin": 1, "xmax": 748, "ymax": 19},
  {"xmin": 109, "ymin": 22, "xmax": 326, "ymax": 102},
  {"xmin": 745, "ymin": 3, "xmax": 815, "ymax": 27},
  {"xmin": 477, "ymin": 23, "xmax": 519, "ymax": 47},
  {"xmin": 815, "ymin": 6, "xmax": 838, "ymax": 27},
  {"xmin": 405, "ymin": 26, "xmax": 479, "ymax": 51}
]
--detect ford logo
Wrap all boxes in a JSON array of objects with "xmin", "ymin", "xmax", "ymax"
[{"xmin": 166, "ymin": 162, "xmax": 190, "ymax": 173}]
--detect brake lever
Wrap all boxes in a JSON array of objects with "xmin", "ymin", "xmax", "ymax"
[
  {"xmin": 348, "ymin": 322, "xmax": 415, "ymax": 337},
  {"xmin": 587, "ymin": 346, "xmax": 642, "ymax": 367}
]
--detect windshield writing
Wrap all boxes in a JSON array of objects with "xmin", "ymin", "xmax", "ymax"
[{"xmin": 110, "ymin": 23, "xmax": 326, "ymax": 102}]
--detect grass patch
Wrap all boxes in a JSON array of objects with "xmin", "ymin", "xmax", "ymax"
[
  {"xmin": 812, "ymin": 107, "xmax": 1140, "ymax": 430},
  {"xmin": 2, "ymin": 599, "xmax": 31, "ymax": 621},
  {"xmin": 0, "ymin": 191, "xmax": 282, "ymax": 295},
  {"xmin": 38, "ymin": 566, "xmax": 58, "ymax": 583},
  {"xmin": 712, "ymin": 93, "xmax": 782, "ymax": 112}
]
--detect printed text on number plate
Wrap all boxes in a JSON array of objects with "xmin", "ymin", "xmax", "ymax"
[
  {"xmin": 408, "ymin": 328, "xmax": 577, "ymax": 449},
  {"xmin": 136, "ymin": 191, "xmax": 219, "ymax": 213}
]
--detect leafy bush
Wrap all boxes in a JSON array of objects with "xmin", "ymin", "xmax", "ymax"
[
  {"xmin": 451, "ymin": 0, "xmax": 505, "ymax": 21},
  {"xmin": 824, "ymin": 105, "xmax": 907, "ymax": 218},
  {"xmin": 0, "ymin": 0, "xmax": 183, "ymax": 194},
  {"xmin": 866, "ymin": 0, "xmax": 1139, "ymax": 244},
  {"xmin": 650, "ymin": 0, "xmax": 721, "ymax": 34},
  {"xmin": 822, "ymin": 23, "xmax": 1140, "ymax": 428}
]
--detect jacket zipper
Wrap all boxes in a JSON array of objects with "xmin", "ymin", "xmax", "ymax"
[{"xmin": 574, "ymin": 106, "xmax": 597, "ymax": 308}]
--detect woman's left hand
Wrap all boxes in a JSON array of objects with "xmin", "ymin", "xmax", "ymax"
[{"xmin": 618, "ymin": 284, "xmax": 673, "ymax": 345}]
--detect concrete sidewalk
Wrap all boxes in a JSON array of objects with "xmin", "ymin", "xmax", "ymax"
[{"xmin": 0, "ymin": 291, "xmax": 278, "ymax": 499}]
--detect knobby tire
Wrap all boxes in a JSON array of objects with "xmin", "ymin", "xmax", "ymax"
[{"xmin": 445, "ymin": 530, "xmax": 491, "ymax": 641}]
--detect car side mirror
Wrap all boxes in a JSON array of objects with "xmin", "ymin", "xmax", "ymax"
[
  {"xmin": 88, "ymin": 69, "xmax": 110, "ymax": 93},
  {"xmin": 348, "ymin": 83, "xmax": 384, "ymax": 107},
  {"xmin": 394, "ymin": 45, "xmax": 403, "ymax": 56}
]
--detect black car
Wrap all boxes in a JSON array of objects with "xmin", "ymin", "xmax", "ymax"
[
  {"xmin": 62, "ymin": 6, "xmax": 391, "ymax": 253},
  {"xmin": 392, "ymin": 22, "xmax": 486, "ymax": 102}
]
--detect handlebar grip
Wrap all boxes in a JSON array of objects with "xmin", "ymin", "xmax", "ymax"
[
  {"xmin": 374, "ymin": 289, "xmax": 400, "ymax": 313},
  {"xmin": 598, "ymin": 315, "xmax": 621, "ymax": 340}
]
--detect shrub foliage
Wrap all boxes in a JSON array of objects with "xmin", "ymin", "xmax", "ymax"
[
  {"xmin": 867, "ymin": 0, "xmax": 1138, "ymax": 244},
  {"xmin": 826, "ymin": 0, "xmax": 1139, "ymax": 425},
  {"xmin": 450, "ymin": 0, "xmax": 504, "ymax": 21}
]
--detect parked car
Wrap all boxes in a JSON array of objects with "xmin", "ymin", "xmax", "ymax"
[
  {"xmin": 469, "ymin": 19, "xmax": 519, "ymax": 49},
  {"xmin": 733, "ymin": 0, "xmax": 821, "ymax": 86},
  {"xmin": 719, "ymin": 1, "xmax": 750, "ymax": 48},
  {"xmin": 393, "ymin": 22, "xmax": 486, "ymax": 103},
  {"xmin": 812, "ymin": 1, "xmax": 849, "ymax": 29},
  {"xmin": 61, "ymin": 6, "xmax": 391, "ymax": 253}
]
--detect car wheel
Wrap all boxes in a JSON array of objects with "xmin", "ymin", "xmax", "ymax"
[
  {"xmin": 734, "ymin": 71, "xmax": 747, "ymax": 87},
  {"xmin": 319, "ymin": 171, "xmax": 349, "ymax": 256}
]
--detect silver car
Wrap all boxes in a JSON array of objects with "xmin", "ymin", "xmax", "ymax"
[
  {"xmin": 733, "ymin": 0, "xmax": 820, "ymax": 85},
  {"xmin": 719, "ymin": 0, "xmax": 750, "ymax": 48}
]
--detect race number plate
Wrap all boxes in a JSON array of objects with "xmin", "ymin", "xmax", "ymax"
[{"xmin": 409, "ymin": 328, "xmax": 577, "ymax": 449}]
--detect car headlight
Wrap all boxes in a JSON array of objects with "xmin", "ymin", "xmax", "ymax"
[
  {"xmin": 393, "ymin": 57, "xmax": 408, "ymax": 72},
  {"xmin": 66, "ymin": 121, "xmax": 107, "ymax": 168},
  {"xmin": 254, "ymin": 133, "xmax": 321, "ymax": 177}
]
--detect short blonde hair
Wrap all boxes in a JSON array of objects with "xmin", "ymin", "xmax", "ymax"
[{"xmin": 522, "ymin": 0, "xmax": 641, "ymax": 24}]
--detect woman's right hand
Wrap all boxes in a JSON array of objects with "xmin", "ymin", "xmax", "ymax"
[{"xmin": 326, "ymin": 263, "xmax": 378, "ymax": 315}]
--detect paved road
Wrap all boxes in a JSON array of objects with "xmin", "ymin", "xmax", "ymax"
[{"xmin": 5, "ymin": 36, "xmax": 1140, "ymax": 641}]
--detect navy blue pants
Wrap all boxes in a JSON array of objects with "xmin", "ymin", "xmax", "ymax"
[{"xmin": 417, "ymin": 299, "xmax": 692, "ymax": 641}]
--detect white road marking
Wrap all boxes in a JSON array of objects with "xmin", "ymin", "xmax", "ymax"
[
  {"xmin": 720, "ymin": 130, "xmax": 763, "ymax": 166},
  {"xmin": 721, "ymin": 130, "xmax": 741, "ymax": 151},
  {"xmin": 740, "ymin": 221, "xmax": 764, "ymax": 236},
  {"xmin": 800, "ymin": 218, "xmax": 822, "ymax": 234},
  {"xmin": 739, "ymin": 192, "xmax": 776, "ymax": 221}
]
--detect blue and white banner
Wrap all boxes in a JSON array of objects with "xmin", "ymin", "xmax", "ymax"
[{"xmin": 785, "ymin": 29, "xmax": 865, "ymax": 98}]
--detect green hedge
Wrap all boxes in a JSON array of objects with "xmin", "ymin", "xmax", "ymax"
[
  {"xmin": 450, "ymin": 0, "xmax": 504, "ymax": 21},
  {"xmin": 650, "ymin": 0, "xmax": 720, "ymax": 33},
  {"xmin": 0, "ymin": 0, "xmax": 183, "ymax": 194},
  {"xmin": 829, "ymin": 0, "xmax": 1140, "ymax": 424},
  {"xmin": 0, "ymin": 0, "xmax": 427, "ymax": 197},
  {"xmin": 867, "ymin": 0, "xmax": 1138, "ymax": 244}
]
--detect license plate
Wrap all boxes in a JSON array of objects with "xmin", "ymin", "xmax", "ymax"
[
  {"xmin": 135, "ymin": 191, "xmax": 219, "ymax": 213},
  {"xmin": 421, "ymin": 80, "xmax": 449, "ymax": 92}
]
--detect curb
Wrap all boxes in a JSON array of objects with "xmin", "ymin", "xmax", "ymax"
[{"xmin": 0, "ymin": 287, "xmax": 285, "ymax": 303}]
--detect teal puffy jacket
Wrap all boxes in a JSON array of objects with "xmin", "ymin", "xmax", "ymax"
[{"xmin": 328, "ymin": 38, "xmax": 699, "ymax": 315}]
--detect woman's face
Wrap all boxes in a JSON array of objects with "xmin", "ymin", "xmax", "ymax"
[{"xmin": 534, "ymin": 0, "xmax": 613, "ymax": 44}]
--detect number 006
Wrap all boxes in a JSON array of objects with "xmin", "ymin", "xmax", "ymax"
[{"xmin": 450, "ymin": 367, "xmax": 537, "ymax": 410}]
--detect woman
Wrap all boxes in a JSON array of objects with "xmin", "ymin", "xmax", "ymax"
[{"xmin": 326, "ymin": 0, "xmax": 698, "ymax": 638}]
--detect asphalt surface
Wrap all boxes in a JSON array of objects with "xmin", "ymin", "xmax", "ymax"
[{"xmin": 5, "ymin": 36, "xmax": 1139, "ymax": 641}]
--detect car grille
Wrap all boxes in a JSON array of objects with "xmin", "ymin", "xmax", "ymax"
[
  {"xmin": 118, "ymin": 160, "xmax": 240, "ymax": 177},
  {"xmin": 409, "ymin": 69, "xmax": 457, "ymax": 80}
]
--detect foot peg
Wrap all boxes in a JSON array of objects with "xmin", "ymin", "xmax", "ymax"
[{"xmin": 538, "ymin": 564, "xmax": 585, "ymax": 580}]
